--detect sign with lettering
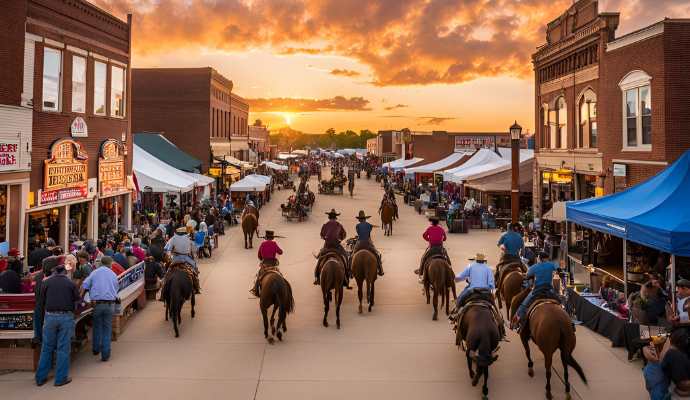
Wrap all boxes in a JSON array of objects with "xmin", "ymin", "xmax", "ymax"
[
  {"xmin": 98, "ymin": 139, "xmax": 126, "ymax": 196},
  {"xmin": 118, "ymin": 262, "xmax": 145, "ymax": 292},
  {"xmin": 613, "ymin": 163, "xmax": 627, "ymax": 177},
  {"xmin": 42, "ymin": 139, "xmax": 88, "ymax": 205},
  {"xmin": 70, "ymin": 116, "xmax": 88, "ymax": 137},
  {"xmin": 0, "ymin": 311, "xmax": 33, "ymax": 330},
  {"xmin": 0, "ymin": 141, "xmax": 19, "ymax": 171},
  {"xmin": 454, "ymin": 136, "xmax": 495, "ymax": 152}
]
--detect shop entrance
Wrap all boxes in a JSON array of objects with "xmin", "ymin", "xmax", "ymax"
[
  {"xmin": 99, "ymin": 196, "xmax": 123, "ymax": 239},
  {"xmin": 27, "ymin": 208, "xmax": 60, "ymax": 252},
  {"xmin": 69, "ymin": 202, "xmax": 90, "ymax": 243}
]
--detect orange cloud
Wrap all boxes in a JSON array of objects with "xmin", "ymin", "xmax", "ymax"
[
  {"xmin": 93, "ymin": 0, "xmax": 690, "ymax": 86},
  {"xmin": 418, "ymin": 116, "xmax": 456, "ymax": 126},
  {"xmin": 247, "ymin": 96, "xmax": 371, "ymax": 112},
  {"xmin": 330, "ymin": 68, "xmax": 361, "ymax": 77},
  {"xmin": 384, "ymin": 104, "xmax": 408, "ymax": 111}
]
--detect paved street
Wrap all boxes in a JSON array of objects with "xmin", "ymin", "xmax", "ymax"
[{"xmin": 2, "ymin": 172, "xmax": 646, "ymax": 400}]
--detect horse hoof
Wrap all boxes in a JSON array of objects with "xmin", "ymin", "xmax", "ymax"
[
  {"xmin": 358, "ymin": 305, "xmax": 363, "ymax": 314},
  {"xmin": 545, "ymin": 392, "xmax": 552, "ymax": 400},
  {"xmin": 432, "ymin": 315, "xmax": 438, "ymax": 321},
  {"xmin": 528, "ymin": 369, "xmax": 534, "ymax": 377},
  {"xmin": 323, "ymin": 321, "xmax": 329, "ymax": 327},
  {"xmin": 336, "ymin": 322, "xmax": 341, "ymax": 329},
  {"xmin": 267, "ymin": 337, "xmax": 275, "ymax": 344},
  {"xmin": 482, "ymin": 396, "xmax": 488, "ymax": 400},
  {"xmin": 368, "ymin": 306, "xmax": 372, "ymax": 313},
  {"xmin": 277, "ymin": 332, "xmax": 283, "ymax": 341}
]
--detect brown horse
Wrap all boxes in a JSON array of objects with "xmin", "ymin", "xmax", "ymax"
[
  {"xmin": 497, "ymin": 266, "xmax": 525, "ymax": 320},
  {"xmin": 319, "ymin": 256, "xmax": 345, "ymax": 329},
  {"xmin": 351, "ymin": 249, "xmax": 378, "ymax": 313},
  {"xmin": 457, "ymin": 301, "xmax": 500, "ymax": 399},
  {"xmin": 259, "ymin": 272, "xmax": 295, "ymax": 344},
  {"xmin": 511, "ymin": 290, "xmax": 587, "ymax": 400},
  {"xmin": 380, "ymin": 201, "xmax": 394, "ymax": 236},
  {"xmin": 242, "ymin": 213, "xmax": 259, "ymax": 249},
  {"xmin": 424, "ymin": 258, "xmax": 456, "ymax": 320}
]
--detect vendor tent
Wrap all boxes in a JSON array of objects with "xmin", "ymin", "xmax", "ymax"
[
  {"xmin": 404, "ymin": 152, "xmax": 472, "ymax": 174},
  {"xmin": 133, "ymin": 144, "xmax": 196, "ymax": 192},
  {"xmin": 186, "ymin": 173, "xmax": 215, "ymax": 187},
  {"xmin": 441, "ymin": 149, "xmax": 503, "ymax": 181},
  {"xmin": 230, "ymin": 176, "xmax": 267, "ymax": 192},
  {"xmin": 444, "ymin": 148, "xmax": 533, "ymax": 183},
  {"xmin": 261, "ymin": 161, "xmax": 288, "ymax": 171},
  {"xmin": 134, "ymin": 133, "xmax": 202, "ymax": 172},
  {"xmin": 465, "ymin": 158, "xmax": 534, "ymax": 193},
  {"xmin": 246, "ymin": 174, "xmax": 272, "ymax": 184},
  {"xmin": 566, "ymin": 150, "xmax": 690, "ymax": 256},
  {"xmin": 383, "ymin": 157, "xmax": 424, "ymax": 170}
]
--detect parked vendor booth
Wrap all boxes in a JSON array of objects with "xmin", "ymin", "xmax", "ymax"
[
  {"xmin": 564, "ymin": 151, "xmax": 690, "ymax": 351},
  {"xmin": 404, "ymin": 151, "xmax": 471, "ymax": 185},
  {"xmin": 229, "ymin": 175, "xmax": 269, "ymax": 209}
]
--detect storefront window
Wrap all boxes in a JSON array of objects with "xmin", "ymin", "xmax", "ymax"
[
  {"xmin": 111, "ymin": 65, "xmax": 125, "ymax": 117},
  {"xmin": 71, "ymin": 55, "xmax": 86, "ymax": 113},
  {"xmin": 0, "ymin": 186, "xmax": 7, "ymax": 243},
  {"xmin": 94, "ymin": 61, "xmax": 107, "ymax": 115},
  {"xmin": 28, "ymin": 209, "xmax": 60, "ymax": 252},
  {"xmin": 99, "ymin": 196, "xmax": 123, "ymax": 238},
  {"xmin": 69, "ymin": 203, "xmax": 89, "ymax": 243}
]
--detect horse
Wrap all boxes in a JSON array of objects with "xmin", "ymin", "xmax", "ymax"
[
  {"xmin": 348, "ymin": 179, "xmax": 355, "ymax": 197},
  {"xmin": 351, "ymin": 249, "xmax": 378, "ymax": 314},
  {"xmin": 162, "ymin": 267, "xmax": 196, "ymax": 338},
  {"xmin": 510, "ymin": 289, "xmax": 587, "ymax": 400},
  {"xmin": 380, "ymin": 201, "xmax": 394, "ymax": 236},
  {"xmin": 457, "ymin": 299, "xmax": 501, "ymax": 400},
  {"xmin": 242, "ymin": 213, "xmax": 259, "ymax": 249},
  {"xmin": 496, "ymin": 263, "xmax": 525, "ymax": 320},
  {"xmin": 259, "ymin": 271, "xmax": 295, "ymax": 344},
  {"xmin": 424, "ymin": 258, "xmax": 456, "ymax": 320},
  {"xmin": 319, "ymin": 255, "xmax": 345, "ymax": 329}
]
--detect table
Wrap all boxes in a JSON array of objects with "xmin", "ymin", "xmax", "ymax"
[{"xmin": 567, "ymin": 288, "xmax": 628, "ymax": 347}]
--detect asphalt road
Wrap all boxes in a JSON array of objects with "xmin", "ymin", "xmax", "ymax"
[{"xmin": 1, "ymin": 170, "xmax": 646, "ymax": 400}]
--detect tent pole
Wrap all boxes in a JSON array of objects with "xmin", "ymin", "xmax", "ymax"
[
  {"xmin": 623, "ymin": 239, "xmax": 628, "ymax": 299},
  {"xmin": 671, "ymin": 254, "xmax": 677, "ymax": 312}
]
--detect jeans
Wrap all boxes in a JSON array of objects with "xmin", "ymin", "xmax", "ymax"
[
  {"xmin": 33, "ymin": 304, "xmax": 43, "ymax": 342},
  {"xmin": 643, "ymin": 363, "xmax": 670, "ymax": 400},
  {"xmin": 35, "ymin": 313, "xmax": 74, "ymax": 384},
  {"xmin": 92, "ymin": 303, "xmax": 114, "ymax": 359},
  {"xmin": 517, "ymin": 285, "xmax": 553, "ymax": 320},
  {"xmin": 456, "ymin": 286, "xmax": 471, "ymax": 306}
]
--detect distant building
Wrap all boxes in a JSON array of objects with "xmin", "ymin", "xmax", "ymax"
[
  {"xmin": 366, "ymin": 137, "xmax": 378, "ymax": 155},
  {"xmin": 411, "ymin": 131, "xmax": 510, "ymax": 162},
  {"xmin": 230, "ymin": 93, "xmax": 249, "ymax": 161},
  {"xmin": 248, "ymin": 119, "xmax": 270, "ymax": 162}
]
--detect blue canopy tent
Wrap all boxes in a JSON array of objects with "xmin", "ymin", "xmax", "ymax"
[{"xmin": 566, "ymin": 150, "xmax": 690, "ymax": 297}]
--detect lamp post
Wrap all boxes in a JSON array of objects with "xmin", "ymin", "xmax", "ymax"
[{"xmin": 510, "ymin": 121, "xmax": 522, "ymax": 224}]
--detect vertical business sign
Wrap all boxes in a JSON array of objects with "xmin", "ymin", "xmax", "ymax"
[{"xmin": 98, "ymin": 139, "xmax": 126, "ymax": 196}]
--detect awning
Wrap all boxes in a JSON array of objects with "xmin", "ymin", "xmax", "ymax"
[
  {"xmin": 186, "ymin": 173, "xmax": 215, "ymax": 187},
  {"xmin": 465, "ymin": 158, "xmax": 534, "ymax": 193},
  {"xmin": 133, "ymin": 144, "xmax": 196, "ymax": 192},
  {"xmin": 134, "ymin": 133, "xmax": 202, "ymax": 173},
  {"xmin": 404, "ymin": 152, "xmax": 472, "ymax": 174},
  {"xmin": 245, "ymin": 174, "xmax": 272, "ymax": 184},
  {"xmin": 566, "ymin": 150, "xmax": 690, "ymax": 256},
  {"xmin": 444, "ymin": 148, "xmax": 534, "ymax": 183},
  {"xmin": 230, "ymin": 176, "xmax": 267, "ymax": 192},
  {"xmin": 383, "ymin": 157, "xmax": 424, "ymax": 170},
  {"xmin": 261, "ymin": 161, "xmax": 288, "ymax": 171},
  {"xmin": 543, "ymin": 200, "xmax": 567, "ymax": 222},
  {"xmin": 216, "ymin": 155, "xmax": 253, "ymax": 169}
]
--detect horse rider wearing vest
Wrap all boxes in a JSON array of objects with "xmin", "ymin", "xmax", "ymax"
[
  {"xmin": 415, "ymin": 216, "xmax": 451, "ymax": 279},
  {"xmin": 314, "ymin": 209, "xmax": 351, "ymax": 288},
  {"xmin": 352, "ymin": 210, "xmax": 384, "ymax": 276},
  {"xmin": 511, "ymin": 252, "xmax": 562, "ymax": 331},
  {"xmin": 251, "ymin": 230, "xmax": 283, "ymax": 297},
  {"xmin": 164, "ymin": 227, "xmax": 201, "ymax": 294}
]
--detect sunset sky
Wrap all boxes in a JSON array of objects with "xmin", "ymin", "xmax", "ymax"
[{"xmin": 96, "ymin": 0, "xmax": 690, "ymax": 134}]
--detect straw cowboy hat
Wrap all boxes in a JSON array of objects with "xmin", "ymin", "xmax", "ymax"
[
  {"xmin": 175, "ymin": 227, "xmax": 187, "ymax": 234},
  {"xmin": 473, "ymin": 253, "xmax": 487, "ymax": 262},
  {"xmin": 355, "ymin": 210, "xmax": 371, "ymax": 220},
  {"xmin": 325, "ymin": 209, "xmax": 341, "ymax": 219}
]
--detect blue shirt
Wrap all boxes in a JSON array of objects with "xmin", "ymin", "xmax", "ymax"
[
  {"xmin": 113, "ymin": 252, "xmax": 129, "ymax": 269},
  {"xmin": 526, "ymin": 261, "xmax": 559, "ymax": 288},
  {"xmin": 455, "ymin": 262, "xmax": 495, "ymax": 290},
  {"xmin": 356, "ymin": 221, "xmax": 373, "ymax": 241},
  {"xmin": 82, "ymin": 266, "xmax": 119, "ymax": 301},
  {"xmin": 498, "ymin": 231, "xmax": 524, "ymax": 256}
]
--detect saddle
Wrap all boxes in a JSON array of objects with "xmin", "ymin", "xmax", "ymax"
[
  {"xmin": 496, "ymin": 262, "xmax": 526, "ymax": 293},
  {"xmin": 166, "ymin": 261, "xmax": 200, "ymax": 294},
  {"xmin": 518, "ymin": 292, "xmax": 562, "ymax": 334},
  {"xmin": 452, "ymin": 289, "xmax": 506, "ymax": 340}
]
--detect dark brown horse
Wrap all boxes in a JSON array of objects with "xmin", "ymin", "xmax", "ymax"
[
  {"xmin": 351, "ymin": 249, "xmax": 378, "ymax": 313},
  {"xmin": 319, "ymin": 256, "xmax": 345, "ymax": 329},
  {"xmin": 424, "ymin": 258, "xmax": 456, "ymax": 320},
  {"xmin": 511, "ymin": 290, "xmax": 587, "ymax": 400},
  {"xmin": 380, "ymin": 201, "xmax": 394, "ymax": 236},
  {"xmin": 497, "ymin": 265, "xmax": 525, "ymax": 320},
  {"xmin": 259, "ymin": 272, "xmax": 295, "ymax": 344},
  {"xmin": 242, "ymin": 213, "xmax": 259, "ymax": 249},
  {"xmin": 162, "ymin": 267, "xmax": 196, "ymax": 338},
  {"xmin": 457, "ymin": 301, "xmax": 500, "ymax": 399}
]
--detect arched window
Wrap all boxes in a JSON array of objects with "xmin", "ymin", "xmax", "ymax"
[
  {"xmin": 578, "ymin": 89, "xmax": 597, "ymax": 148},
  {"xmin": 619, "ymin": 70, "xmax": 652, "ymax": 149},
  {"xmin": 555, "ymin": 97, "xmax": 567, "ymax": 149}
]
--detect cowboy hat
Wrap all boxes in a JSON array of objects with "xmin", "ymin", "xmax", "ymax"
[
  {"xmin": 175, "ymin": 227, "xmax": 187, "ymax": 234},
  {"xmin": 355, "ymin": 210, "xmax": 371, "ymax": 220},
  {"xmin": 264, "ymin": 230, "xmax": 275, "ymax": 240},
  {"xmin": 325, "ymin": 209, "xmax": 341, "ymax": 218},
  {"xmin": 474, "ymin": 253, "xmax": 487, "ymax": 262}
]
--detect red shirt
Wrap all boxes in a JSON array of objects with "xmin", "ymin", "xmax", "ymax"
[
  {"xmin": 423, "ymin": 225, "xmax": 447, "ymax": 246},
  {"xmin": 258, "ymin": 240, "xmax": 283, "ymax": 260},
  {"xmin": 111, "ymin": 262, "xmax": 126, "ymax": 276}
]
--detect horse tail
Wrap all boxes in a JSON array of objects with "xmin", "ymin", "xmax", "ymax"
[{"xmin": 560, "ymin": 323, "xmax": 587, "ymax": 385}]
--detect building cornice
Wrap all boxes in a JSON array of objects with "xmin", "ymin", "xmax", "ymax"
[{"xmin": 606, "ymin": 21, "xmax": 664, "ymax": 52}]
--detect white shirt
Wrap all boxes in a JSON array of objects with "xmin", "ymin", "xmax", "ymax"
[{"xmin": 677, "ymin": 296, "xmax": 689, "ymax": 323}]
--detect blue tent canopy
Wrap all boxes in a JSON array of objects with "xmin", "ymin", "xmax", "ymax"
[{"xmin": 566, "ymin": 150, "xmax": 690, "ymax": 256}]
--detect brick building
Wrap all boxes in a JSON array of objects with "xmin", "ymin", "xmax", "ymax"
[
  {"xmin": 533, "ymin": 0, "xmax": 690, "ymax": 219},
  {"xmin": 248, "ymin": 119, "xmax": 270, "ymax": 162},
  {"xmin": 1, "ymin": 0, "xmax": 133, "ymax": 255},
  {"xmin": 131, "ymin": 68, "xmax": 252, "ymax": 172},
  {"xmin": 366, "ymin": 137, "xmax": 378, "ymax": 155},
  {"xmin": 411, "ymin": 131, "xmax": 509, "ymax": 162}
]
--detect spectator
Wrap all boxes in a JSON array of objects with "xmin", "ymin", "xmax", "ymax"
[
  {"xmin": 112, "ymin": 242, "xmax": 129, "ymax": 270},
  {"xmin": 130, "ymin": 238, "xmax": 146, "ymax": 263},
  {"xmin": 35, "ymin": 259, "xmax": 80, "ymax": 387},
  {"xmin": 0, "ymin": 268, "xmax": 21, "ymax": 294},
  {"xmin": 33, "ymin": 256, "xmax": 60, "ymax": 343},
  {"xmin": 28, "ymin": 239, "xmax": 54, "ymax": 271},
  {"xmin": 73, "ymin": 251, "xmax": 94, "ymax": 282},
  {"xmin": 81, "ymin": 257, "xmax": 118, "ymax": 362},
  {"xmin": 7, "ymin": 248, "xmax": 23, "ymax": 276}
]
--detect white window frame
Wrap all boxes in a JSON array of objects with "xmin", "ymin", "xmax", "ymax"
[
  {"xmin": 110, "ymin": 65, "xmax": 126, "ymax": 118},
  {"xmin": 619, "ymin": 70, "xmax": 652, "ymax": 151},
  {"xmin": 42, "ymin": 47, "xmax": 62, "ymax": 112},
  {"xmin": 71, "ymin": 55, "xmax": 86, "ymax": 113},
  {"xmin": 577, "ymin": 89, "xmax": 597, "ymax": 149},
  {"xmin": 93, "ymin": 61, "xmax": 107, "ymax": 116}
]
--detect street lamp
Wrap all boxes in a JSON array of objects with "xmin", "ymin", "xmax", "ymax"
[{"xmin": 510, "ymin": 121, "xmax": 522, "ymax": 224}]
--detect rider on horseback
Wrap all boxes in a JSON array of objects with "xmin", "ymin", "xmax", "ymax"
[
  {"xmin": 252, "ymin": 230, "xmax": 283, "ymax": 297},
  {"xmin": 495, "ymin": 223, "xmax": 525, "ymax": 288},
  {"xmin": 511, "ymin": 252, "xmax": 562, "ymax": 332},
  {"xmin": 352, "ymin": 210, "xmax": 384, "ymax": 276},
  {"xmin": 379, "ymin": 189, "xmax": 398, "ymax": 220},
  {"xmin": 415, "ymin": 216, "xmax": 451, "ymax": 280},
  {"xmin": 314, "ymin": 209, "xmax": 351, "ymax": 288},
  {"xmin": 164, "ymin": 227, "xmax": 201, "ymax": 294}
]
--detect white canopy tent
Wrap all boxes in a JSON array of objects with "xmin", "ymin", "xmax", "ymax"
[
  {"xmin": 444, "ymin": 148, "xmax": 534, "ymax": 183},
  {"xmin": 404, "ymin": 152, "xmax": 472, "ymax": 174},
  {"xmin": 277, "ymin": 152, "xmax": 301, "ymax": 160},
  {"xmin": 261, "ymin": 161, "xmax": 288, "ymax": 171},
  {"xmin": 230, "ymin": 176, "xmax": 267, "ymax": 192},
  {"xmin": 185, "ymin": 172, "xmax": 215, "ymax": 187},
  {"xmin": 383, "ymin": 157, "xmax": 424, "ymax": 170},
  {"xmin": 133, "ymin": 144, "xmax": 196, "ymax": 192},
  {"xmin": 246, "ymin": 174, "xmax": 272, "ymax": 184}
]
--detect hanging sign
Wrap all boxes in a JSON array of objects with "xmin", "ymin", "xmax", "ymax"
[
  {"xmin": 42, "ymin": 139, "xmax": 88, "ymax": 205},
  {"xmin": 98, "ymin": 139, "xmax": 126, "ymax": 196},
  {"xmin": 454, "ymin": 136, "xmax": 495, "ymax": 152},
  {"xmin": 0, "ymin": 141, "xmax": 19, "ymax": 171},
  {"xmin": 613, "ymin": 163, "xmax": 627, "ymax": 177},
  {"xmin": 70, "ymin": 116, "xmax": 88, "ymax": 137}
]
